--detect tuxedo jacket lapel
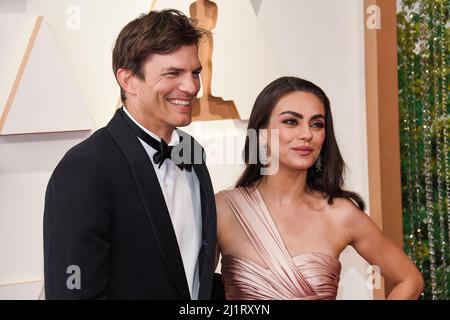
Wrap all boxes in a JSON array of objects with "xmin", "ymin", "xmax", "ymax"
[
  {"xmin": 193, "ymin": 162, "xmax": 212, "ymax": 265},
  {"xmin": 176, "ymin": 130, "xmax": 212, "ymax": 250},
  {"xmin": 177, "ymin": 129, "xmax": 214, "ymax": 264},
  {"xmin": 106, "ymin": 110, "xmax": 190, "ymax": 299},
  {"xmin": 177, "ymin": 129, "xmax": 216, "ymax": 299},
  {"xmin": 193, "ymin": 161, "xmax": 216, "ymax": 299}
]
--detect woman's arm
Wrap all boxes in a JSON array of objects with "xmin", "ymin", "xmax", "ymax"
[{"xmin": 343, "ymin": 204, "xmax": 424, "ymax": 299}]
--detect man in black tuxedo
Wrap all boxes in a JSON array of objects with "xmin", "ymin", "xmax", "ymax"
[{"xmin": 43, "ymin": 9, "xmax": 217, "ymax": 299}]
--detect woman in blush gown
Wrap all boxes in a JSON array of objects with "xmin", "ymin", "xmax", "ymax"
[{"xmin": 215, "ymin": 77, "xmax": 424, "ymax": 300}]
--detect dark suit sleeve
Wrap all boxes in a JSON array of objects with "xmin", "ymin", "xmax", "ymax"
[{"xmin": 43, "ymin": 155, "xmax": 112, "ymax": 299}]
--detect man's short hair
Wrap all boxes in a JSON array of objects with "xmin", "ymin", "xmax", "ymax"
[{"xmin": 112, "ymin": 9, "xmax": 204, "ymax": 103}]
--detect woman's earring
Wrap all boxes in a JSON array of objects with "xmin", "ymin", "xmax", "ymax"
[
  {"xmin": 315, "ymin": 156, "xmax": 322, "ymax": 172},
  {"xmin": 259, "ymin": 144, "xmax": 269, "ymax": 166}
]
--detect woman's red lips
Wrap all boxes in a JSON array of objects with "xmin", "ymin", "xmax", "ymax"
[
  {"xmin": 292, "ymin": 146, "xmax": 313, "ymax": 155},
  {"xmin": 293, "ymin": 147, "xmax": 313, "ymax": 151}
]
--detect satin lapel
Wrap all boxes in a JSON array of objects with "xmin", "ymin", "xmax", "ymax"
[
  {"xmin": 177, "ymin": 130, "xmax": 213, "ymax": 263},
  {"xmin": 193, "ymin": 162, "xmax": 216, "ymax": 299},
  {"xmin": 177, "ymin": 129, "xmax": 216, "ymax": 299},
  {"xmin": 194, "ymin": 163, "xmax": 212, "ymax": 260},
  {"xmin": 107, "ymin": 110, "xmax": 190, "ymax": 299}
]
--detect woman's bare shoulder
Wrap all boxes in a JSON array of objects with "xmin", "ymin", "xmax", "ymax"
[
  {"xmin": 327, "ymin": 197, "xmax": 370, "ymax": 229},
  {"xmin": 215, "ymin": 188, "xmax": 236, "ymax": 210},
  {"xmin": 215, "ymin": 187, "xmax": 244, "ymax": 242},
  {"xmin": 215, "ymin": 188, "xmax": 241, "ymax": 220}
]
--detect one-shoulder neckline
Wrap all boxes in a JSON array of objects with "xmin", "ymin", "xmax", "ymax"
[
  {"xmin": 251, "ymin": 187, "xmax": 340, "ymax": 259},
  {"xmin": 222, "ymin": 251, "xmax": 341, "ymax": 272}
]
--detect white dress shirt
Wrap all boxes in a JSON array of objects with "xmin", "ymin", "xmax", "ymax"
[{"xmin": 122, "ymin": 107, "xmax": 202, "ymax": 299}]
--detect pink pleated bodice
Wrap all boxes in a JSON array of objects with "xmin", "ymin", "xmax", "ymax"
[{"xmin": 220, "ymin": 187, "xmax": 341, "ymax": 300}]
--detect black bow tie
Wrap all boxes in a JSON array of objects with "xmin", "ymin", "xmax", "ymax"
[{"xmin": 120, "ymin": 109, "xmax": 192, "ymax": 172}]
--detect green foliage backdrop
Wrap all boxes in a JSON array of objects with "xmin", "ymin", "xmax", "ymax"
[{"xmin": 397, "ymin": 0, "xmax": 449, "ymax": 299}]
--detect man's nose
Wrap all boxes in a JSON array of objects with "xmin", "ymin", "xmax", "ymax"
[{"xmin": 179, "ymin": 74, "xmax": 199, "ymax": 95}]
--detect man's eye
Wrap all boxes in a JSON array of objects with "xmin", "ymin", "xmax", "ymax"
[
  {"xmin": 164, "ymin": 72, "xmax": 179, "ymax": 77},
  {"xmin": 193, "ymin": 71, "xmax": 201, "ymax": 77}
]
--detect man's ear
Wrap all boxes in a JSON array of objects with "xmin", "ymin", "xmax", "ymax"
[{"xmin": 116, "ymin": 68, "xmax": 139, "ymax": 97}]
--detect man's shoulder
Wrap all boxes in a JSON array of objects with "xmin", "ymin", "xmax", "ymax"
[
  {"xmin": 68, "ymin": 127, "xmax": 109, "ymax": 155},
  {"xmin": 58, "ymin": 127, "xmax": 119, "ymax": 171}
]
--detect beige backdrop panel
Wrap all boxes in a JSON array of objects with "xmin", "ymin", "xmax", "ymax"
[
  {"xmin": 1, "ymin": 17, "xmax": 94, "ymax": 135},
  {"xmin": 0, "ymin": 14, "xmax": 35, "ymax": 121},
  {"xmin": 0, "ymin": 132, "xmax": 91, "ymax": 293}
]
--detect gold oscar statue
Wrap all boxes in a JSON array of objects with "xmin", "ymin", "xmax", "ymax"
[{"xmin": 190, "ymin": 0, "xmax": 240, "ymax": 121}]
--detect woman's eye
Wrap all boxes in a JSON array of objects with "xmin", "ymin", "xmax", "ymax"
[
  {"xmin": 283, "ymin": 119, "xmax": 297, "ymax": 125},
  {"xmin": 311, "ymin": 122, "xmax": 325, "ymax": 129}
]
